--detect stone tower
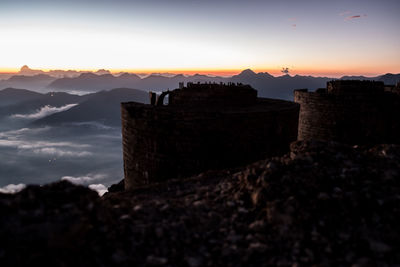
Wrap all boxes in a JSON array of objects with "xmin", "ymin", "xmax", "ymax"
[
  {"xmin": 121, "ymin": 82, "xmax": 299, "ymax": 190},
  {"xmin": 294, "ymin": 80, "xmax": 400, "ymax": 144}
]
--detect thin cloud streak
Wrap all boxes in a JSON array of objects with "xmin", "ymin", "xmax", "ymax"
[
  {"xmin": 339, "ymin": 11, "xmax": 351, "ymax": 16},
  {"xmin": 339, "ymin": 10, "xmax": 367, "ymax": 21},
  {"xmin": 0, "ymin": 127, "xmax": 50, "ymax": 138},
  {"xmin": 33, "ymin": 147, "xmax": 92, "ymax": 157},
  {"xmin": 345, "ymin": 15, "xmax": 361, "ymax": 21},
  {"xmin": 61, "ymin": 173, "xmax": 107, "ymax": 185},
  {"xmin": 11, "ymin": 104, "xmax": 78, "ymax": 119},
  {"xmin": 0, "ymin": 139, "xmax": 90, "ymax": 149},
  {"xmin": 344, "ymin": 14, "xmax": 367, "ymax": 21}
]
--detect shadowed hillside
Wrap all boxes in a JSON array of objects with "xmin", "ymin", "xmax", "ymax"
[
  {"xmin": 0, "ymin": 88, "xmax": 43, "ymax": 107},
  {"xmin": 47, "ymin": 73, "xmax": 142, "ymax": 92},
  {"xmin": 33, "ymin": 88, "xmax": 149, "ymax": 126},
  {"xmin": 0, "ymin": 92, "xmax": 89, "ymax": 117}
]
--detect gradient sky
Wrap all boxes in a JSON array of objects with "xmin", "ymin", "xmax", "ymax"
[{"xmin": 0, "ymin": 0, "xmax": 399, "ymax": 76}]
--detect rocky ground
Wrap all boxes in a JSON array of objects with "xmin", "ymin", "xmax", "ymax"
[{"xmin": 0, "ymin": 140, "xmax": 399, "ymax": 266}]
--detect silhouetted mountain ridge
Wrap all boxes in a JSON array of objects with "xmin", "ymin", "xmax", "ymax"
[
  {"xmin": 33, "ymin": 88, "xmax": 149, "ymax": 127},
  {"xmin": 237, "ymin": 69, "xmax": 257, "ymax": 78},
  {"xmin": 7, "ymin": 74, "xmax": 54, "ymax": 82},
  {"xmin": 48, "ymin": 73, "xmax": 143, "ymax": 92},
  {"xmin": 17, "ymin": 65, "xmax": 112, "ymax": 78},
  {"xmin": 2, "ymin": 69, "xmax": 400, "ymax": 100},
  {"xmin": 378, "ymin": 73, "xmax": 400, "ymax": 85},
  {"xmin": 0, "ymin": 92, "xmax": 90, "ymax": 117},
  {"xmin": 0, "ymin": 75, "xmax": 58, "ymax": 91},
  {"xmin": 0, "ymin": 88, "xmax": 43, "ymax": 107}
]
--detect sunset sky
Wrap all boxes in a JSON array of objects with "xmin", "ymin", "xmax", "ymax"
[{"xmin": 0, "ymin": 0, "xmax": 399, "ymax": 77}]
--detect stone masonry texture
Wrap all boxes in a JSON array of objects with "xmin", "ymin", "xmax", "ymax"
[
  {"xmin": 294, "ymin": 80, "xmax": 400, "ymax": 145},
  {"xmin": 121, "ymin": 83, "xmax": 299, "ymax": 190}
]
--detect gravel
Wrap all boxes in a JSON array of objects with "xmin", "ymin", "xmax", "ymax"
[{"xmin": 0, "ymin": 140, "xmax": 399, "ymax": 266}]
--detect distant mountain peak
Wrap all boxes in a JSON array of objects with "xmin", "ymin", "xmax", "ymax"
[
  {"xmin": 18, "ymin": 65, "xmax": 45, "ymax": 76},
  {"xmin": 118, "ymin": 73, "xmax": 141, "ymax": 79},
  {"xmin": 20, "ymin": 65, "xmax": 31, "ymax": 71},
  {"xmin": 79, "ymin": 72, "xmax": 98, "ymax": 78},
  {"xmin": 95, "ymin": 69, "xmax": 111, "ymax": 75},
  {"xmin": 239, "ymin": 69, "xmax": 256, "ymax": 76},
  {"xmin": 258, "ymin": 71, "xmax": 274, "ymax": 78}
]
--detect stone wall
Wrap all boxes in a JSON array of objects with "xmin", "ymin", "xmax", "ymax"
[
  {"xmin": 294, "ymin": 85, "xmax": 400, "ymax": 144},
  {"xmin": 169, "ymin": 83, "xmax": 257, "ymax": 106},
  {"xmin": 327, "ymin": 80, "xmax": 384, "ymax": 94},
  {"xmin": 121, "ymin": 99, "xmax": 299, "ymax": 190}
]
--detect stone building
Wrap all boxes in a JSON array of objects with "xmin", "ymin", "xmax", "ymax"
[
  {"xmin": 294, "ymin": 80, "xmax": 400, "ymax": 144},
  {"xmin": 121, "ymin": 82, "xmax": 299, "ymax": 190}
]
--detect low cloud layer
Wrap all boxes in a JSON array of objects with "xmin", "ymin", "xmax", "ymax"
[
  {"xmin": 88, "ymin": 184, "xmax": 108, "ymax": 196},
  {"xmin": 0, "ymin": 127, "xmax": 92, "ymax": 158},
  {"xmin": 0, "ymin": 182, "xmax": 108, "ymax": 196},
  {"xmin": 61, "ymin": 174, "xmax": 109, "ymax": 196},
  {"xmin": 61, "ymin": 173, "xmax": 106, "ymax": 185},
  {"xmin": 11, "ymin": 104, "xmax": 78, "ymax": 119},
  {"xmin": 0, "ymin": 123, "xmax": 123, "ymax": 190},
  {"xmin": 0, "ymin": 183, "xmax": 26, "ymax": 194}
]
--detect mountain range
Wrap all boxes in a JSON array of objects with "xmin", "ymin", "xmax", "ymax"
[
  {"xmin": 17, "ymin": 65, "xmax": 111, "ymax": 78},
  {"xmin": 0, "ymin": 90, "xmax": 89, "ymax": 117},
  {"xmin": 33, "ymin": 88, "xmax": 149, "ymax": 127},
  {"xmin": 0, "ymin": 87, "xmax": 149, "ymax": 128},
  {"xmin": 0, "ymin": 88, "xmax": 43, "ymax": 107},
  {"xmin": 0, "ymin": 74, "xmax": 57, "ymax": 91},
  {"xmin": 47, "ymin": 69, "xmax": 399, "ymax": 100},
  {"xmin": 1, "ymin": 68, "xmax": 400, "ymax": 101},
  {"xmin": 2, "ymin": 68, "xmax": 399, "ymax": 129}
]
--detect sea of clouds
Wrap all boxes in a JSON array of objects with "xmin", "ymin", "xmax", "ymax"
[{"xmin": 0, "ymin": 124, "xmax": 123, "ymax": 196}]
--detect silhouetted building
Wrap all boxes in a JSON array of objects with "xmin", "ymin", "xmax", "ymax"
[
  {"xmin": 384, "ymin": 82, "xmax": 400, "ymax": 95},
  {"xmin": 294, "ymin": 80, "xmax": 400, "ymax": 144},
  {"xmin": 121, "ymin": 82, "xmax": 299, "ymax": 190}
]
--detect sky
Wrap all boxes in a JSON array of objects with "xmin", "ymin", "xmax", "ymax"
[{"xmin": 0, "ymin": 0, "xmax": 399, "ymax": 77}]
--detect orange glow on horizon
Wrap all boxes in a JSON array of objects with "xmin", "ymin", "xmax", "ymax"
[
  {"xmin": 0, "ymin": 66, "xmax": 398, "ymax": 78},
  {"xmin": 0, "ymin": 67, "xmax": 20, "ymax": 74}
]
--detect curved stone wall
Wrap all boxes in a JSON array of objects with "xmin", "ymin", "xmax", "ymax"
[
  {"xmin": 121, "ymin": 99, "xmax": 299, "ymax": 190},
  {"xmin": 294, "ymin": 89, "xmax": 400, "ymax": 144}
]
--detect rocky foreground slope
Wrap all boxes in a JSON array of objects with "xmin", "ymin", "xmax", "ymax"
[{"xmin": 0, "ymin": 140, "xmax": 399, "ymax": 266}]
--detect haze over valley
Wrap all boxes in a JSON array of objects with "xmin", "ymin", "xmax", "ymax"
[{"xmin": 0, "ymin": 85, "xmax": 150, "ymax": 194}]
